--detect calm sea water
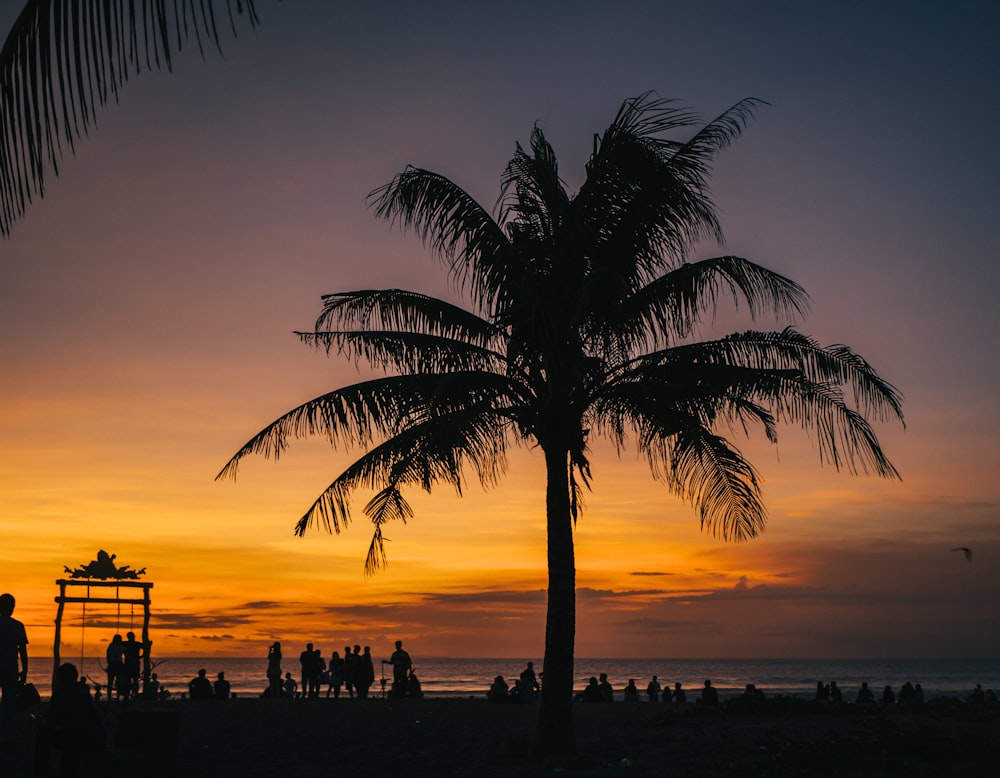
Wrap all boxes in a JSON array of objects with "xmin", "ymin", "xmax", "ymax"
[{"xmin": 31, "ymin": 657, "xmax": 1000, "ymax": 702}]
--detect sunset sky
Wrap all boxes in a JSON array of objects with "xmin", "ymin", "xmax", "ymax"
[{"xmin": 2, "ymin": 1, "xmax": 998, "ymax": 666}]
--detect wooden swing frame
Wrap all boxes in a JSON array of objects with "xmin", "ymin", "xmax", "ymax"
[{"xmin": 53, "ymin": 578, "xmax": 154, "ymax": 687}]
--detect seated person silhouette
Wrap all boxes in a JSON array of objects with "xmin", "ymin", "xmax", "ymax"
[
  {"xmin": 697, "ymin": 679, "xmax": 719, "ymax": 706},
  {"xmin": 34, "ymin": 663, "xmax": 106, "ymax": 777},
  {"xmin": 214, "ymin": 671, "xmax": 231, "ymax": 699},
  {"xmin": 574, "ymin": 677, "xmax": 604, "ymax": 703},
  {"xmin": 187, "ymin": 668, "xmax": 213, "ymax": 700},
  {"xmin": 488, "ymin": 675, "xmax": 509, "ymax": 703}
]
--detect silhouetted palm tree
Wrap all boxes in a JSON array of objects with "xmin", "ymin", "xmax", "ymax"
[
  {"xmin": 219, "ymin": 93, "xmax": 904, "ymax": 757},
  {"xmin": 0, "ymin": 0, "xmax": 258, "ymax": 236}
]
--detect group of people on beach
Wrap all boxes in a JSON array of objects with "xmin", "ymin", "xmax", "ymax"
[
  {"xmin": 264, "ymin": 639, "xmax": 421, "ymax": 700},
  {"xmin": 487, "ymin": 661, "xmax": 542, "ymax": 703}
]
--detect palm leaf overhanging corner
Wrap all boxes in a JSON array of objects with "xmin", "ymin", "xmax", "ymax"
[
  {"xmin": 0, "ymin": 0, "xmax": 259, "ymax": 237},
  {"xmin": 219, "ymin": 91, "xmax": 904, "ymax": 574}
]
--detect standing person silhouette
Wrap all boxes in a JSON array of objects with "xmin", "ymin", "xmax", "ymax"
[
  {"xmin": 386, "ymin": 640, "xmax": 412, "ymax": 698},
  {"xmin": 266, "ymin": 642, "xmax": 282, "ymax": 698},
  {"xmin": 0, "ymin": 593, "xmax": 29, "ymax": 742},
  {"xmin": 355, "ymin": 647, "xmax": 375, "ymax": 699},
  {"xmin": 105, "ymin": 634, "xmax": 124, "ymax": 701},
  {"xmin": 344, "ymin": 645, "xmax": 359, "ymax": 698},
  {"xmin": 122, "ymin": 631, "xmax": 143, "ymax": 700}
]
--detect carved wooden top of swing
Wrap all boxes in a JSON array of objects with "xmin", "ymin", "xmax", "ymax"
[{"xmin": 62, "ymin": 549, "xmax": 147, "ymax": 580}]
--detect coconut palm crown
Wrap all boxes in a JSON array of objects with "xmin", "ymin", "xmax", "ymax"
[{"xmin": 219, "ymin": 92, "xmax": 903, "ymax": 756}]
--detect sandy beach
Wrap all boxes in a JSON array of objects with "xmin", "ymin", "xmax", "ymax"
[{"xmin": 5, "ymin": 694, "xmax": 1000, "ymax": 777}]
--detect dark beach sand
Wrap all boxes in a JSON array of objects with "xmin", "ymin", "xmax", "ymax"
[{"xmin": 6, "ymin": 696, "xmax": 1000, "ymax": 776}]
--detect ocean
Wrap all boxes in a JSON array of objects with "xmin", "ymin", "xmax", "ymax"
[{"xmin": 31, "ymin": 656, "xmax": 1000, "ymax": 702}]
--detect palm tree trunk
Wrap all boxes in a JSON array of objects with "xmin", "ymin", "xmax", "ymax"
[{"xmin": 532, "ymin": 444, "xmax": 577, "ymax": 759}]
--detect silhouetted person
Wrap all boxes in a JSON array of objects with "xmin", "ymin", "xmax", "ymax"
[
  {"xmin": 188, "ymin": 668, "xmax": 213, "ymax": 700},
  {"xmin": 519, "ymin": 661, "xmax": 540, "ymax": 694},
  {"xmin": 856, "ymin": 681, "xmax": 874, "ymax": 704},
  {"xmin": 698, "ymin": 679, "xmax": 718, "ymax": 706},
  {"xmin": 33, "ymin": 663, "xmax": 104, "ymax": 777},
  {"xmin": 143, "ymin": 673, "xmax": 162, "ymax": 700},
  {"xmin": 299, "ymin": 643, "xmax": 321, "ymax": 698},
  {"xmin": 881, "ymin": 685, "xmax": 895, "ymax": 705},
  {"xmin": 488, "ymin": 675, "xmax": 509, "ymax": 703},
  {"xmin": 327, "ymin": 650, "xmax": 344, "ymax": 698},
  {"xmin": 406, "ymin": 671, "xmax": 423, "ymax": 699},
  {"xmin": 815, "ymin": 681, "xmax": 829, "ymax": 701},
  {"xmin": 387, "ymin": 640, "xmax": 412, "ymax": 698},
  {"xmin": 283, "ymin": 672, "xmax": 297, "ymax": 698},
  {"xmin": 122, "ymin": 631, "xmax": 143, "ymax": 700},
  {"xmin": 672, "ymin": 682, "xmax": 686, "ymax": 703},
  {"xmin": 214, "ymin": 672, "xmax": 231, "ymax": 700},
  {"xmin": 105, "ymin": 634, "xmax": 124, "ymax": 701},
  {"xmin": 646, "ymin": 675, "xmax": 660, "ymax": 702},
  {"xmin": 830, "ymin": 681, "xmax": 843, "ymax": 704},
  {"xmin": 598, "ymin": 673, "xmax": 614, "ymax": 703},
  {"xmin": 343, "ymin": 645, "xmax": 359, "ymax": 698},
  {"xmin": 355, "ymin": 647, "xmax": 375, "ymax": 698},
  {"xmin": 623, "ymin": 679, "xmax": 640, "ymax": 703},
  {"xmin": 0, "ymin": 592, "xmax": 28, "ymax": 741},
  {"xmin": 575, "ymin": 676, "xmax": 603, "ymax": 703},
  {"xmin": 266, "ymin": 642, "xmax": 282, "ymax": 698}
]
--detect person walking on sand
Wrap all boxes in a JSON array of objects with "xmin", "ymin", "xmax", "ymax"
[{"xmin": 0, "ymin": 593, "xmax": 29, "ymax": 742}]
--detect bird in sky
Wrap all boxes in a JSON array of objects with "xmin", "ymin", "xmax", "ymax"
[{"xmin": 951, "ymin": 547, "xmax": 973, "ymax": 563}]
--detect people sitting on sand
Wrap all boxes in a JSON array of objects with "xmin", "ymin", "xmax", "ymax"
[
  {"xmin": 188, "ymin": 668, "xmax": 213, "ymax": 700},
  {"xmin": 33, "ymin": 663, "xmax": 106, "ymax": 776},
  {"xmin": 856, "ymin": 681, "xmax": 875, "ymax": 704},
  {"xmin": 646, "ymin": 675, "xmax": 660, "ymax": 702},
  {"xmin": 830, "ymin": 681, "xmax": 843, "ymax": 704},
  {"xmin": 815, "ymin": 681, "xmax": 829, "ymax": 701},
  {"xmin": 575, "ymin": 677, "xmax": 603, "ymax": 703},
  {"xmin": 283, "ymin": 672, "xmax": 298, "ymax": 698},
  {"xmin": 697, "ymin": 679, "xmax": 718, "ymax": 706},
  {"xmin": 407, "ymin": 671, "xmax": 423, "ymax": 699},
  {"xmin": 488, "ymin": 675, "xmax": 509, "ymax": 703},
  {"xmin": 881, "ymin": 685, "xmax": 895, "ymax": 705},
  {"xmin": 897, "ymin": 681, "xmax": 917, "ymax": 707},
  {"xmin": 598, "ymin": 673, "xmax": 614, "ymax": 703},
  {"xmin": 672, "ymin": 682, "xmax": 686, "ymax": 703},
  {"xmin": 967, "ymin": 684, "xmax": 986, "ymax": 706},
  {"xmin": 742, "ymin": 683, "xmax": 765, "ymax": 702},
  {"xmin": 214, "ymin": 671, "xmax": 231, "ymax": 700},
  {"xmin": 142, "ymin": 672, "xmax": 162, "ymax": 699},
  {"xmin": 623, "ymin": 679, "xmax": 640, "ymax": 703}
]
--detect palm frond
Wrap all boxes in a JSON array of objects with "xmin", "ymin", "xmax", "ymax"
[
  {"xmin": 587, "ymin": 255, "xmax": 809, "ymax": 355},
  {"xmin": 298, "ymin": 329, "xmax": 507, "ymax": 376},
  {"xmin": 0, "ymin": 0, "xmax": 258, "ymax": 237},
  {"xmin": 652, "ymin": 426, "xmax": 766, "ymax": 542},
  {"xmin": 368, "ymin": 168, "xmax": 512, "ymax": 310},
  {"xmin": 313, "ymin": 289, "xmax": 501, "ymax": 347}
]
